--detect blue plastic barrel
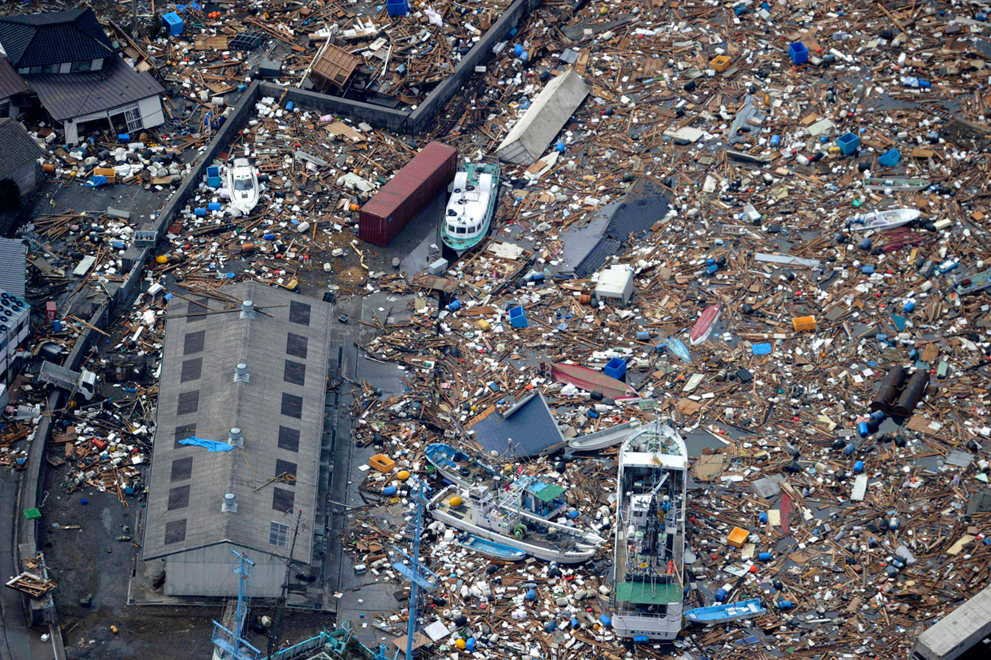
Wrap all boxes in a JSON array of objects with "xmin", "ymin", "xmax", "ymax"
[
  {"xmin": 53, "ymin": 320, "xmax": 62, "ymax": 332},
  {"xmin": 466, "ymin": 638, "xmax": 476, "ymax": 651},
  {"xmin": 759, "ymin": 552, "xmax": 773, "ymax": 561},
  {"xmin": 854, "ymin": 460, "xmax": 864, "ymax": 473},
  {"xmin": 706, "ymin": 264, "xmax": 720, "ymax": 275},
  {"xmin": 208, "ymin": 202, "xmax": 221, "ymax": 211},
  {"xmin": 598, "ymin": 614, "xmax": 611, "ymax": 627},
  {"xmin": 544, "ymin": 621, "xmax": 557, "ymax": 632},
  {"xmin": 447, "ymin": 300, "xmax": 462, "ymax": 312},
  {"xmin": 636, "ymin": 331, "xmax": 651, "ymax": 341},
  {"xmin": 526, "ymin": 589, "xmax": 537, "ymax": 601},
  {"xmin": 194, "ymin": 207, "xmax": 207, "ymax": 217},
  {"xmin": 383, "ymin": 486, "xmax": 397, "ymax": 496},
  {"xmin": 759, "ymin": 512, "xmax": 768, "ymax": 524},
  {"xmin": 858, "ymin": 422, "xmax": 870, "ymax": 437},
  {"xmin": 778, "ymin": 599, "xmax": 794, "ymax": 610},
  {"xmin": 286, "ymin": 101, "xmax": 295, "ymax": 111},
  {"xmin": 903, "ymin": 301, "xmax": 915, "ymax": 313},
  {"xmin": 714, "ymin": 588, "xmax": 727, "ymax": 602},
  {"xmin": 263, "ymin": 233, "xmax": 276, "ymax": 241}
]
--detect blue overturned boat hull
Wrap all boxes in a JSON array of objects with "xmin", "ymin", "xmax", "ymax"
[
  {"xmin": 684, "ymin": 599, "xmax": 765, "ymax": 624},
  {"xmin": 461, "ymin": 535, "xmax": 527, "ymax": 562}
]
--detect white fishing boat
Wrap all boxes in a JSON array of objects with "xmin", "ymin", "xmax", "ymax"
[
  {"xmin": 847, "ymin": 208, "xmax": 920, "ymax": 231},
  {"xmin": 226, "ymin": 158, "xmax": 260, "ymax": 215},
  {"xmin": 441, "ymin": 162, "xmax": 501, "ymax": 256},
  {"xmin": 429, "ymin": 475, "xmax": 604, "ymax": 564},
  {"xmin": 611, "ymin": 420, "xmax": 688, "ymax": 642}
]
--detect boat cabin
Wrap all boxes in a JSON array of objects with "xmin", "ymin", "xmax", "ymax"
[{"xmin": 445, "ymin": 170, "xmax": 494, "ymax": 238}]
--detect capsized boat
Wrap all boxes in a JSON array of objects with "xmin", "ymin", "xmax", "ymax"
[
  {"xmin": 847, "ymin": 208, "xmax": 920, "ymax": 231},
  {"xmin": 425, "ymin": 443, "xmax": 497, "ymax": 489},
  {"xmin": 690, "ymin": 304, "xmax": 722, "ymax": 346},
  {"xmin": 442, "ymin": 162, "xmax": 501, "ymax": 256},
  {"xmin": 684, "ymin": 599, "xmax": 766, "ymax": 625},
  {"xmin": 611, "ymin": 420, "xmax": 688, "ymax": 641},
  {"xmin": 227, "ymin": 157, "xmax": 260, "ymax": 215},
  {"xmin": 665, "ymin": 337, "xmax": 692, "ymax": 363},
  {"xmin": 864, "ymin": 177, "xmax": 930, "ymax": 192},
  {"xmin": 459, "ymin": 534, "xmax": 527, "ymax": 562},
  {"xmin": 568, "ymin": 420, "xmax": 641, "ymax": 453},
  {"xmin": 429, "ymin": 474, "xmax": 604, "ymax": 564},
  {"xmin": 541, "ymin": 361, "xmax": 640, "ymax": 400}
]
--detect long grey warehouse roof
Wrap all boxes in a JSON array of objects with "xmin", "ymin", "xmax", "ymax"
[{"xmin": 143, "ymin": 282, "xmax": 332, "ymax": 564}]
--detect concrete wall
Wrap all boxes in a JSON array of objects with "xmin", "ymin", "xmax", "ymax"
[{"xmin": 260, "ymin": 83, "xmax": 410, "ymax": 133}]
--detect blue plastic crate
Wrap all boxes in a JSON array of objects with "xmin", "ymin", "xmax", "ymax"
[
  {"xmin": 163, "ymin": 12, "xmax": 184, "ymax": 36},
  {"xmin": 837, "ymin": 133, "xmax": 860, "ymax": 155},
  {"xmin": 603, "ymin": 357, "xmax": 627, "ymax": 381},
  {"xmin": 752, "ymin": 343, "xmax": 772, "ymax": 356},
  {"xmin": 878, "ymin": 148, "xmax": 901, "ymax": 167},
  {"xmin": 386, "ymin": 0, "xmax": 409, "ymax": 15},
  {"xmin": 788, "ymin": 42, "xmax": 809, "ymax": 65},
  {"xmin": 508, "ymin": 306, "xmax": 528, "ymax": 329}
]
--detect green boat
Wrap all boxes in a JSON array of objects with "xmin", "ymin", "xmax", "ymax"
[
  {"xmin": 864, "ymin": 177, "xmax": 930, "ymax": 192},
  {"xmin": 442, "ymin": 162, "xmax": 501, "ymax": 255}
]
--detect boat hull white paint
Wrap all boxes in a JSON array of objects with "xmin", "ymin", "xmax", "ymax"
[
  {"xmin": 612, "ymin": 605, "xmax": 683, "ymax": 641},
  {"xmin": 429, "ymin": 508, "xmax": 598, "ymax": 564}
]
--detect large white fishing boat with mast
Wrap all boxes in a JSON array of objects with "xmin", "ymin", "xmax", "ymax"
[{"xmin": 611, "ymin": 420, "xmax": 688, "ymax": 641}]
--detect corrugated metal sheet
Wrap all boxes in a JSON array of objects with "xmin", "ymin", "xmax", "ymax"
[
  {"xmin": 142, "ymin": 282, "xmax": 332, "ymax": 571},
  {"xmin": 359, "ymin": 141, "xmax": 457, "ymax": 246},
  {"xmin": 0, "ymin": 238, "xmax": 27, "ymax": 299}
]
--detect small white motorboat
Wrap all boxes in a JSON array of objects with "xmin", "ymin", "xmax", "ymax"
[
  {"xmin": 847, "ymin": 208, "xmax": 920, "ymax": 231},
  {"xmin": 227, "ymin": 158, "xmax": 260, "ymax": 215}
]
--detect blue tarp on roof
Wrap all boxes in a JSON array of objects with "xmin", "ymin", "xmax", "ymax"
[
  {"xmin": 179, "ymin": 436, "xmax": 233, "ymax": 452},
  {"xmin": 471, "ymin": 391, "xmax": 566, "ymax": 458}
]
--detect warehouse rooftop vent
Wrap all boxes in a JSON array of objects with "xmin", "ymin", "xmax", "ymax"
[
  {"xmin": 240, "ymin": 300, "xmax": 255, "ymax": 319},
  {"xmin": 222, "ymin": 493, "xmax": 237, "ymax": 513},
  {"xmin": 234, "ymin": 363, "xmax": 249, "ymax": 383},
  {"xmin": 228, "ymin": 427, "xmax": 243, "ymax": 447}
]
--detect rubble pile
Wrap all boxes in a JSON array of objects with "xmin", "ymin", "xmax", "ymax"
[{"xmin": 5, "ymin": 0, "xmax": 991, "ymax": 658}]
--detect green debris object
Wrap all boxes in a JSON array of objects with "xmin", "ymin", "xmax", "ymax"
[{"xmin": 23, "ymin": 508, "xmax": 42, "ymax": 520}]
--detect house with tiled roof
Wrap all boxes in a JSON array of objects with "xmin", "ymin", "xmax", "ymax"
[{"xmin": 0, "ymin": 8, "xmax": 164, "ymax": 144}]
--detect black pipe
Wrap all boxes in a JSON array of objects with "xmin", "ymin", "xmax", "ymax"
[
  {"xmin": 892, "ymin": 370, "xmax": 930, "ymax": 417},
  {"xmin": 871, "ymin": 366, "xmax": 907, "ymax": 414}
]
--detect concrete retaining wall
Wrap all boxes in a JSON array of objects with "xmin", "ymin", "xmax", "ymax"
[{"xmin": 263, "ymin": 84, "xmax": 411, "ymax": 133}]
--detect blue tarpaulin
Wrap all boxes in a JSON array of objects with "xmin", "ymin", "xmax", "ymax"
[{"xmin": 179, "ymin": 436, "xmax": 233, "ymax": 452}]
